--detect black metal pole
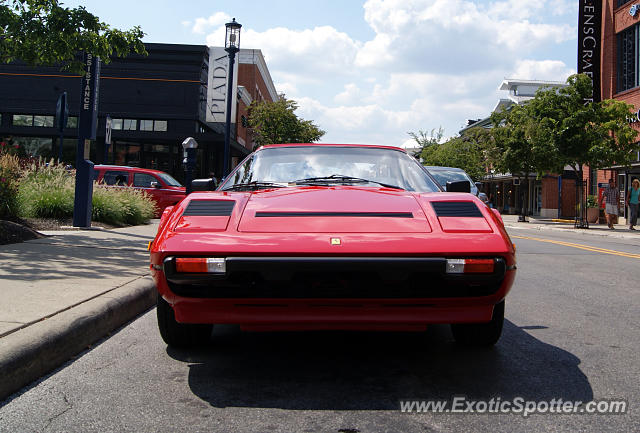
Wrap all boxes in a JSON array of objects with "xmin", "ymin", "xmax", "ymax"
[
  {"xmin": 58, "ymin": 130, "xmax": 64, "ymax": 163},
  {"xmin": 223, "ymin": 48, "xmax": 238, "ymax": 178}
]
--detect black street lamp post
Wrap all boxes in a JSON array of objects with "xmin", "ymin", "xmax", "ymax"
[{"xmin": 223, "ymin": 18, "xmax": 242, "ymax": 178}]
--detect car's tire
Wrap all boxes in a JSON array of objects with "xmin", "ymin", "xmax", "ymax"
[
  {"xmin": 450, "ymin": 300, "xmax": 504, "ymax": 347},
  {"xmin": 156, "ymin": 296, "xmax": 212, "ymax": 347}
]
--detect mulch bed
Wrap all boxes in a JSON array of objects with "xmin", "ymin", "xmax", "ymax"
[
  {"xmin": 0, "ymin": 218, "xmax": 120, "ymax": 245},
  {"xmin": 0, "ymin": 220, "xmax": 45, "ymax": 245}
]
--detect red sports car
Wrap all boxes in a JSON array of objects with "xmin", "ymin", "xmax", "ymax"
[{"xmin": 149, "ymin": 144, "xmax": 516, "ymax": 347}]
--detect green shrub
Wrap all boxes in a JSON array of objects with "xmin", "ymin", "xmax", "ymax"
[
  {"xmin": 17, "ymin": 161, "xmax": 74, "ymax": 219},
  {"xmin": 16, "ymin": 161, "xmax": 155, "ymax": 226},
  {"xmin": 0, "ymin": 152, "xmax": 21, "ymax": 219},
  {"xmin": 587, "ymin": 195, "xmax": 598, "ymax": 208},
  {"xmin": 92, "ymin": 185, "xmax": 156, "ymax": 226}
]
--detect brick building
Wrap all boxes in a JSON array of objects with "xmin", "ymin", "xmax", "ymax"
[{"xmin": 594, "ymin": 0, "xmax": 640, "ymax": 220}]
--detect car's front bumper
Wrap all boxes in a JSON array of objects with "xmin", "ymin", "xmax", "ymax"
[{"xmin": 152, "ymin": 256, "xmax": 516, "ymax": 328}]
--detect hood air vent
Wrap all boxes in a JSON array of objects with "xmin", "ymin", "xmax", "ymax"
[
  {"xmin": 255, "ymin": 211, "xmax": 413, "ymax": 218},
  {"xmin": 432, "ymin": 202, "xmax": 482, "ymax": 217},
  {"xmin": 183, "ymin": 200, "xmax": 235, "ymax": 216}
]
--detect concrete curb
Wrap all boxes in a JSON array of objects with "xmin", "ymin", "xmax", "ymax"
[
  {"xmin": 0, "ymin": 277, "xmax": 157, "ymax": 402},
  {"xmin": 504, "ymin": 223, "xmax": 639, "ymax": 240}
]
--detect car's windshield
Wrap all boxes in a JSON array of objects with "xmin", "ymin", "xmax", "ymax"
[
  {"xmin": 157, "ymin": 172, "xmax": 182, "ymax": 187},
  {"xmin": 220, "ymin": 146, "xmax": 440, "ymax": 192},
  {"xmin": 426, "ymin": 167, "xmax": 477, "ymax": 195}
]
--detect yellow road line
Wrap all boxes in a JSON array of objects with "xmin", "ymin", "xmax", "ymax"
[{"xmin": 512, "ymin": 235, "xmax": 640, "ymax": 259}]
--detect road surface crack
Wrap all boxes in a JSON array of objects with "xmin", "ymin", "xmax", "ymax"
[{"xmin": 41, "ymin": 390, "xmax": 72, "ymax": 432}]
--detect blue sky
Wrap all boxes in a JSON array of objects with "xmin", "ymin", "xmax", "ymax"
[{"xmin": 64, "ymin": 0, "xmax": 578, "ymax": 147}]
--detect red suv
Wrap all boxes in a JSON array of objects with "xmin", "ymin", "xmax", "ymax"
[{"xmin": 94, "ymin": 165, "xmax": 186, "ymax": 215}]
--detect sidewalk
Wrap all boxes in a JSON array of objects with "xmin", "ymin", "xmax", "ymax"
[
  {"xmin": 0, "ymin": 221, "xmax": 159, "ymax": 402},
  {"xmin": 501, "ymin": 214, "xmax": 640, "ymax": 240}
]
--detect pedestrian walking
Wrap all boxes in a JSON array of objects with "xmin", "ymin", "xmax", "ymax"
[
  {"xmin": 626, "ymin": 178, "xmax": 640, "ymax": 230},
  {"xmin": 600, "ymin": 178, "xmax": 620, "ymax": 229}
]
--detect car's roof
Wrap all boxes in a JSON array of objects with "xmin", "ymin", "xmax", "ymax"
[
  {"xmin": 259, "ymin": 143, "xmax": 407, "ymax": 152},
  {"xmin": 94, "ymin": 165, "xmax": 168, "ymax": 175}
]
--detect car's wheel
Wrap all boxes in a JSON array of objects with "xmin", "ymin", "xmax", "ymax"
[
  {"xmin": 450, "ymin": 300, "xmax": 504, "ymax": 347},
  {"xmin": 156, "ymin": 296, "xmax": 212, "ymax": 347}
]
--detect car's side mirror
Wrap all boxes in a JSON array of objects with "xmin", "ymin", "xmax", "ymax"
[
  {"xmin": 150, "ymin": 181, "xmax": 161, "ymax": 188},
  {"xmin": 191, "ymin": 178, "xmax": 217, "ymax": 192},
  {"xmin": 446, "ymin": 180, "xmax": 471, "ymax": 193}
]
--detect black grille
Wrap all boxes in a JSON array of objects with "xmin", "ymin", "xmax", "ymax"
[
  {"xmin": 431, "ymin": 202, "xmax": 482, "ymax": 217},
  {"xmin": 183, "ymin": 200, "xmax": 235, "ymax": 216},
  {"xmin": 164, "ymin": 257, "xmax": 506, "ymax": 299},
  {"xmin": 255, "ymin": 211, "xmax": 413, "ymax": 218}
]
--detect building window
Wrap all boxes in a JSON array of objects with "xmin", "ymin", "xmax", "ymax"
[
  {"xmin": 111, "ymin": 118, "xmax": 137, "ymax": 130},
  {"xmin": 123, "ymin": 119, "xmax": 137, "ymax": 130},
  {"xmin": 154, "ymin": 120, "xmax": 167, "ymax": 131},
  {"xmin": 12, "ymin": 114, "xmax": 55, "ymax": 127},
  {"xmin": 140, "ymin": 120, "xmax": 154, "ymax": 131},
  {"xmin": 33, "ymin": 115, "xmax": 54, "ymax": 127},
  {"xmin": 617, "ymin": 25, "xmax": 639, "ymax": 93},
  {"xmin": 56, "ymin": 115, "xmax": 77, "ymax": 129},
  {"xmin": 12, "ymin": 114, "xmax": 33, "ymax": 126},
  {"xmin": 140, "ymin": 119, "xmax": 167, "ymax": 131}
]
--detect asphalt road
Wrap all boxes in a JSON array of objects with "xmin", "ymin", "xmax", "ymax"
[{"xmin": 1, "ymin": 227, "xmax": 639, "ymax": 432}]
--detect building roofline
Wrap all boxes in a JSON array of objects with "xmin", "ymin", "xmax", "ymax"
[
  {"xmin": 498, "ymin": 78, "xmax": 567, "ymax": 91},
  {"xmin": 238, "ymin": 49, "xmax": 279, "ymax": 101}
]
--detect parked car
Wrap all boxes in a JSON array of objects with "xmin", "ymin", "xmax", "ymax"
[
  {"xmin": 93, "ymin": 165, "xmax": 186, "ymax": 216},
  {"xmin": 425, "ymin": 166, "xmax": 479, "ymax": 195},
  {"xmin": 150, "ymin": 144, "xmax": 516, "ymax": 348}
]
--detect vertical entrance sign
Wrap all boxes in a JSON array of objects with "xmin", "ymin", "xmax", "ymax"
[
  {"xmin": 578, "ymin": 0, "xmax": 602, "ymax": 104},
  {"xmin": 73, "ymin": 52, "xmax": 101, "ymax": 227}
]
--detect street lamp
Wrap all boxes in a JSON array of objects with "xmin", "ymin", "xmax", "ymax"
[{"xmin": 223, "ymin": 18, "xmax": 242, "ymax": 178}]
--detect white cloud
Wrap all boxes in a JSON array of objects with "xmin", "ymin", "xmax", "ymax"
[
  {"xmin": 359, "ymin": 0, "xmax": 575, "ymax": 71},
  {"xmin": 509, "ymin": 59, "xmax": 575, "ymax": 82},
  {"xmin": 192, "ymin": 12, "xmax": 231, "ymax": 34},
  {"xmin": 240, "ymin": 26, "xmax": 361, "ymax": 74},
  {"xmin": 275, "ymin": 81, "xmax": 298, "ymax": 97},
  {"xmin": 192, "ymin": 2, "xmax": 577, "ymax": 146}
]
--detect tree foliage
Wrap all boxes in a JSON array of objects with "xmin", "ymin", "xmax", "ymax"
[
  {"xmin": 247, "ymin": 98, "xmax": 325, "ymax": 148},
  {"xmin": 489, "ymin": 103, "xmax": 559, "ymax": 180},
  {"xmin": 0, "ymin": 0, "xmax": 146, "ymax": 73},
  {"xmin": 413, "ymin": 127, "xmax": 492, "ymax": 181},
  {"xmin": 491, "ymin": 74, "xmax": 639, "ymax": 177}
]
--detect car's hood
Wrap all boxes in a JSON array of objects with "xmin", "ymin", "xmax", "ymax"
[{"xmin": 237, "ymin": 186, "xmax": 431, "ymax": 233}]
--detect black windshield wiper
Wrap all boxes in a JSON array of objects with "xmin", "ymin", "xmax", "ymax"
[
  {"xmin": 224, "ymin": 181, "xmax": 288, "ymax": 191},
  {"xmin": 293, "ymin": 175, "xmax": 403, "ymax": 190}
]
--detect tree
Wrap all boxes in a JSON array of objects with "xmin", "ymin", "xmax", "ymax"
[
  {"xmin": 529, "ymin": 74, "xmax": 638, "ymax": 176},
  {"xmin": 412, "ymin": 127, "xmax": 492, "ymax": 181},
  {"xmin": 490, "ymin": 73, "xmax": 639, "ymax": 225},
  {"xmin": 1, "ymin": 0, "xmax": 146, "ymax": 73},
  {"xmin": 490, "ymin": 103, "xmax": 559, "ymax": 220},
  {"xmin": 247, "ymin": 98, "xmax": 325, "ymax": 148},
  {"xmin": 408, "ymin": 126, "xmax": 444, "ymax": 159}
]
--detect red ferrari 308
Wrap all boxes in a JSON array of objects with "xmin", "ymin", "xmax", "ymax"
[{"xmin": 149, "ymin": 144, "xmax": 516, "ymax": 347}]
